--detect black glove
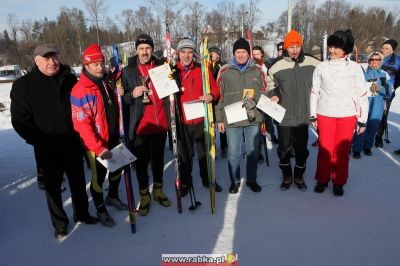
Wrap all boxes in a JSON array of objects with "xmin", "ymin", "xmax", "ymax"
[{"xmin": 242, "ymin": 97, "xmax": 256, "ymax": 122}]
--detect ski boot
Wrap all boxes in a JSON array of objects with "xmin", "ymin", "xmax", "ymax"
[
  {"xmin": 105, "ymin": 196, "xmax": 129, "ymax": 211},
  {"xmin": 152, "ymin": 182, "xmax": 171, "ymax": 207},
  {"xmin": 138, "ymin": 188, "xmax": 151, "ymax": 216}
]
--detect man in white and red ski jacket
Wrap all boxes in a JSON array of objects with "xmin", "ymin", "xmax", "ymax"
[
  {"xmin": 171, "ymin": 37, "xmax": 222, "ymax": 196},
  {"xmin": 71, "ymin": 44, "xmax": 128, "ymax": 227}
]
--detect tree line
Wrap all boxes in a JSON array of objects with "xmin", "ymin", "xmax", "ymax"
[{"xmin": 0, "ymin": 0, "xmax": 399, "ymax": 69}]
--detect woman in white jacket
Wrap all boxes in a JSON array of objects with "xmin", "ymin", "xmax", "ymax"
[{"xmin": 310, "ymin": 30, "xmax": 369, "ymax": 196}]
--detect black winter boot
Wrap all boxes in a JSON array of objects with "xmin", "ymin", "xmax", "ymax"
[{"xmin": 375, "ymin": 135, "xmax": 383, "ymax": 148}]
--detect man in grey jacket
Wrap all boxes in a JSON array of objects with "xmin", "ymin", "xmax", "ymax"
[
  {"xmin": 268, "ymin": 30, "xmax": 320, "ymax": 191},
  {"xmin": 216, "ymin": 38, "xmax": 267, "ymax": 194}
]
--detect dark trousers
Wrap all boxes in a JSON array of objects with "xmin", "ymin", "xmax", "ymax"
[
  {"xmin": 376, "ymin": 98, "xmax": 393, "ymax": 138},
  {"xmin": 40, "ymin": 152, "xmax": 89, "ymax": 230},
  {"xmin": 131, "ymin": 133, "xmax": 167, "ymax": 190},
  {"xmin": 34, "ymin": 146, "xmax": 44, "ymax": 183},
  {"xmin": 264, "ymin": 114, "xmax": 276, "ymax": 137},
  {"xmin": 277, "ymin": 125, "xmax": 309, "ymax": 179},
  {"xmin": 86, "ymin": 151, "xmax": 122, "ymax": 213},
  {"xmin": 177, "ymin": 122, "xmax": 208, "ymax": 185}
]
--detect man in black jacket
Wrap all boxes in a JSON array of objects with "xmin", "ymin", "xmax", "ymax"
[
  {"xmin": 122, "ymin": 34, "xmax": 171, "ymax": 216},
  {"xmin": 11, "ymin": 43, "xmax": 97, "ymax": 239}
]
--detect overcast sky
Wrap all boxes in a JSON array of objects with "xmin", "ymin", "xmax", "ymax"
[{"xmin": 0, "ymin": 0, "xmax": 399, "ymax": 33}]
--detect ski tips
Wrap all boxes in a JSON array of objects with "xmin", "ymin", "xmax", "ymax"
[{"xmin": 130, "ymin": 224, "xmax": 136, "ymax": 234}]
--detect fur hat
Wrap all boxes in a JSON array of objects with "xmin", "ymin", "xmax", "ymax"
[
  {"xmin": 135, "ymin": 34, "xmax": 154, "ymax": 50},
  {"xmin": 382, "ymin": 39, "xmax": 398, "ymax": 51},
  {"xmin": 283, "ymin": 30, "xmax": 303, "ymax": 50},
  {"xmin": 233, "ymin": 38, "xmax": 250, "ymax": 55},
  {"xmin": 327, "ymin": 29, "xmax": 354, "ymax": 55},
  {"xmin": 82, "ymin": 44, "xmax": 104, "ymax": 65}
]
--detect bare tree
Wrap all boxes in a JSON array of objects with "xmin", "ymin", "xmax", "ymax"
[
  {"xmin": 7, "ymin": 13, "xmax": 20, "ymax": 63},
  {"xmin": 83, "ymin": 0, "xmax": 108, "ymax": 44},
  {"xmin": 185, "ymin": 1, "xmax": 206, "ymax": 45},
  {"xmin": 118, "ymin": 9, "xmax": 136, "ymax": 41},
  {"xmin": 20, "ymin": 20, "xmax": 33, "ymax": 45},
  {"xmin": 217, "ymin": 1, "xmax": 236, "ymax": 39},
  {"xmin": 292, "ymin": 0, "xmax": 316, "ymax": 49}
]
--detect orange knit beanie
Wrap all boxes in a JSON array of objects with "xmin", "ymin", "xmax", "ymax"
[{"xmin": 283, "ymin": 30, "xmax": 303, "ymax": 50}]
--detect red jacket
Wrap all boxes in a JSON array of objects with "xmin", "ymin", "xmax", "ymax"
[
  {"xmin": 175, "ymin": 61, "xmax": 220, "ymax": 125},
  {"xmin": 71, "ymin": 72, "xmax": 117, "ymax": 156},
  {"xmin": 135, "ymin": 62, "xmax": 168, "ymax": 135}
]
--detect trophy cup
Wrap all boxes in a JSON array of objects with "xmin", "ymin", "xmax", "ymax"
[
  {"xmin": 140, "ymin": 76, "xmax": 150, "ymax": 104},
  {"xmin": 370, "ymin": 78, "xmax": 378, "ymax": 96}
]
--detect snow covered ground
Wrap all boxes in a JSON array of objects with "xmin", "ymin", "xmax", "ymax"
[{"xmin": 1, "ymin": 82, "xmax": 400, "ymax": 266}]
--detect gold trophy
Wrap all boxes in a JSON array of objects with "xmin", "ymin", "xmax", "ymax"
[
  {"xmin": 370, "ymin": 78, "xmax": 378, "ymax": 96},
  {"xmin": 140, "ymin": 76, "xmax": 150, "ymax": 104}
]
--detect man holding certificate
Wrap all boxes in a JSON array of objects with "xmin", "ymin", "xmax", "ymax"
[
  {"xmin": 215, "ymin": 37, "xmax": 267, "ymax": 194},
  {"xmin": 121, "ymin": 34, "xmax": 171, "ymax": 216},
  {"xmin": 267, "ymin": 30, "xmax": 320, "ymax": 192},
  {"xmin": 71, "ymin": 44, "xmax": 128, "ymax": 227},
  {"xmin": 171, "ymin": 37, "xmax": 222, "ymax": 197}
]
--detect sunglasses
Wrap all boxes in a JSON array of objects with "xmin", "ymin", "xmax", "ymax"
[{"xmin": 369, "ymin": 58, "xmax": 381, "ymax": 62}]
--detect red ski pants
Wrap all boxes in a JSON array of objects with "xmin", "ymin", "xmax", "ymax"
[{"xmin": 315, "ymin": 115, "xmax": 356, "ymax": 186}]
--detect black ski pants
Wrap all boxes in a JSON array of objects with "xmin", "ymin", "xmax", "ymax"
[
  {"xmin": 177, "ymin": 122, "xmax": 208, "ymax": 186},
  {"xmin": 277, "ymin": 125, "xmax": 309, "ymax": 179},
  {"xmin": 131, "ymin": 133, "xmax": 167, "ymax": 190}
]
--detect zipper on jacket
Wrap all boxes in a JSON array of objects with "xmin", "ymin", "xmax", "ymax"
[{"xmin": 151, "ymin": 87, "xmax": 160, "ymax": 134}]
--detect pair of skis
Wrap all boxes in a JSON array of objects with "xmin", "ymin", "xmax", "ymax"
[
  {"xmin": 113, "ymin": 44, "xmax": 136, "ymax": 234},
  {"xmin": 166, "ymin": 26, "xmax": 201, "ymax": 213},
  {"xmin": 200, "ymin": 37, "xmax": 217, "ymax": 214}
]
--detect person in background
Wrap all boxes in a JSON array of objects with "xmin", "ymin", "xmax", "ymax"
[
  {"xmin": 310, "ymin": 45, "xmax": 323, "ymax": 147},
  {"xmin": 266, "ymin": 42, "xmax": 283, "ymax": 69},
  {"xmin": 209, "ymin": 46, "xmax": 228, "ymax": 158},
  {"xmin": 352, "ymin": 51, "xmax": 393, "ymax": 159},
  {"xmin": 253, "ymin": 45, "xmax": 279, "ymax": 146},
  {"xmin": 310, "ymin": 45, "xmax": 323, "ymax": 61},
  {"xmin": 374, "ymin": 39, "xmax": 400, "ymax": 151}
]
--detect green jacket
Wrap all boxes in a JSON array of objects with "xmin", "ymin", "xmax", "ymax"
[
  {"xmin": 267, "ymin": 53, "xmax": 320, "ymax": 127},
  {"xmin": 215, "ymin": 59, "xmax": 267, "ymax": 127}
]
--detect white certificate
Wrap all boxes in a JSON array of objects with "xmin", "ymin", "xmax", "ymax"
[
  {"xmin": 183, "ymin": 99, "xmax": 205, "ymax": 120},
  {"xmin": 148, "ymin": 64, "xmax": 179, "ymax": 99},
  {"xmin": 256, "ymin": 94, "xmax": 286, "ymax": 123},
  {"xmin": 96, "ymin": 143, "xmax": 137, "ymax": 172},
  {"xmin": 224, "ymin": 101, "xmax": 248, "ymax": 124}
]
